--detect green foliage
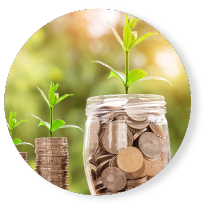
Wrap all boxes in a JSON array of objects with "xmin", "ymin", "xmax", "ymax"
[
  {"xmin": 29, "ymin": 82, "xmax": 82, "ymax": 137},
  {"xmin": 7, "ymin": 111, "xmax": 33, "ymax": 147},
  {"xmin": 93, "ymin": 15, "xmax": 171, "ymax": 94}
]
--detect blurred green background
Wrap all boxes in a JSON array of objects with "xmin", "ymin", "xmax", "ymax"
[{"xmin": 4, "ymin": 9, "xmax": 190, "ymax": 195}]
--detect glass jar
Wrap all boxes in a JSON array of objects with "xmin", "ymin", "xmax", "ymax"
[{"xmin": 83, "ymin": 94, "xmax": 171, "ymax": 195}]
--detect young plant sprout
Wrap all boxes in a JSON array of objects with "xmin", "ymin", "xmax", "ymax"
[
  {"xmin": 28, "ymin": 82, "xmax": 82, "ymax": 137},
  {"xmin": 92, "ymin": 15, "xmax": 172, "ymax": 94},
  {"xmin": 7, "ymin": 111, "xmax": 34, "ymax": 147}
]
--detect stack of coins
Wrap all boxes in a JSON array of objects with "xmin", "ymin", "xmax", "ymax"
[
  {"xmin": 20, "ymin": 152, "xmax": 28, "ymax": 163},
  {"xmin": 35, "ymin": 137, "xmax": 69, "ymax": 190},
  {"xmin": 86, "ymin": 97, "xmax": 171, "ymax": 195}
]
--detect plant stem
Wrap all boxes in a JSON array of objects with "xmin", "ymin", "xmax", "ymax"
[
  {"xmin": 50, "ymin": 107, "xmax": 53, "ymax": 137},
  {"xmin": 125, "ymin": 51, "xmax": 129, "ymax": 94}
]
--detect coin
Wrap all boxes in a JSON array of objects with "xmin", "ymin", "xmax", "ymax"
[
  {"xmin": 35, "ymin": 137, "xmax": 67, "ymax": 141},
  {"xmin": 88, "ymin": 117, "xmax": 100, "ymax": 156},
  {"xmin": 36, "ymin": 159, "xmax": 69, "ymax": 164},
  {"xmin": 35, "ymin": 153, "xmax": 69, "ymax": 157},
  {"xmin": 95, "ymin": 154, "xmax": 114, "ymax": 166},
  {"xmin": 101, "ymin": 167, "xmax": 127, "ymax": 192},
  {"xmin": 127, "ymin": 128, "xmax": 134, "ymax": 146},
  {"xmin": 127, "ymin": 120, "xmax": 150, "ymax": 130},
  {"xmin": 20, "ymin": 152, "xmax": 27, "ymax": 156},
  {"xmin": 95, "ymin": 186, "xmax": 107, "ymax": 195},
  {"xmin": 109, "ymin": 156, "xmax": 118, "ymax": 167},
  {"xmin": 89, "ymin": 132, "xmax": 99, "ymax": 157},
  {"xmin": 126, "ymin": 176, "xmax": 147, "ymax": 188},
  {"xmin": 117, "ymin": 147, "xmax": 144, "ymax": 173},
  {"xmin": 149, "ymin": 122, "xmax": 166, "ymax": 138},
  {"xmin": 100, "ymin": 98, "xmax": 128, "ymax": 109},
  {"xmin": 158, "ymin": 136, "xmax": 170, "ymax": 164},
  {"xmin": 35, "ymin": 165, "xmax": 68, "ymax": 170},
  {"xmin": 36, "ymin": 156, "xmax": 69, "ymax": 162},
  {"xmin": 126, "ymin": 97, "xmax": 144, "ymax": 104},
  {"xmin": 133, "ymin": 128, "xmax": 147, "ymax": 141},
  {"xmin": 96, "ymin": 158, "xmax": 111, "ymax": 177},
  {"xmin": 125, "ymin": 162, "xmax": 145, "ymax": 179},
  {"xmin": 43, "ymin": 177, "xmax": 69, "ymax": 181},
  {"xmin": 101, "ymin": 120, "xmax": 128, "ymax": 154},
  {"xmin": 93, "ymin": 178, "xmax": 103, "ymax": 187},
  {"xmin": 36, "ymin": 145, "xmax": 68, "ymax": 149},
  {"xmin": 138, "ymin": 132, "xmax": 161, "ymax": 160},
  {"xmin": 125, "ymin": 108, "xmax": 148, "ymax": 122},
  {"xmin": 143, "ymin": 158, "xmax": 164, "ymax": 176}
]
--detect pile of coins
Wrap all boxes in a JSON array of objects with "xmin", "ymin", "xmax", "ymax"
[
  {"xmin": 35, "ymin": 137, "xmax": 69, "ymax": 190},
  {"xmin": 20, "ymin": 152, "xmax": 28, "ymax": 163},
  {"xmin": 86, "ymin": 97, "xmax": 171, "ymax": 195}
]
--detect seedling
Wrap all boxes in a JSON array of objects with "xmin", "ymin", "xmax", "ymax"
[
  {"xmin": 28, "ymin": 82, "xmax": 82, "ymax": 137},
  {"xmin": 7, "ymin": 111, "xmax": 34, "ymax": 147},
  {"xmin": 92, "ymin": 15, "xmax": 172, "ymax": 94}
]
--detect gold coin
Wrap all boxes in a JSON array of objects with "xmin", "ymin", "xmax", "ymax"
[
  {"xmin": 126, "ymin": 176, "xmax": 147, "ymax": 189},
  {"xmin": 117, "ymin": 146, "xmax": 144, "ymax": 173}
]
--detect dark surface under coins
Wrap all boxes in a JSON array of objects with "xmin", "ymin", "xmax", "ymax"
[
  {"xmin": 86, "ymin": 97, "xmax": 171, "ymax": 195},
  {"xmin": 35, "ymin": 137, "xmax": 69, "ymax": 190}
]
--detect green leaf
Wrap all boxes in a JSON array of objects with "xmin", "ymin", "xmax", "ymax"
[
  {"xmin": 13, "ymin": 138, "xmax": 21, "ymax": 145},
  {"xmin": 13, "ymin": 120, "xmax": 27, "ymax": 129},
  {"xmin": 16, "ymin": 142, "xmax": 34, "ymax": 147},
  {"xmin": 55, "ymin": 94, "xmax": 73, "ymax": 105},
  {"xmin": 28, "ymin": 114, "xmax": 50, "ymax": 130},
  {"xmin": 92, "ymin": 60, "xmax": 125, "ymax": 83},
  {"xmin": 38, "ymin": 121, "xmax": 50, "ymax": 130},
  {"xmin": 107, "ymin": 23, "xmax": 125, "ymax": 50},
  {"xmin": 9, "ymin": 111, "xmax": 16, "ymax": 130},
  {"xmin": 131, "ymin": 33, "xmax": 159, "ymax": 48},
  {"xmin": 58, "ymin": 125, "xmax": 83, "ymax": 132},
  {"xmin": 48, "ymin": 82, "xmax": 60, "ymax": 107},
  {"xmin": 123, "ymin": 23, "xmax": 132, "ymax": 51},
  {"xmin": 129, "ymin": 17, "xmax": 138, "ymax": 29},
  {"xmin": 137, "ymin": 76, "xmax": 172, "ymax": 86},
  {"xmin": 52, "ymin": 119, "xmax": 66, "ymax": 132},
  {"xmin": 37, "ymin": 87, "xmax": 50, "ymax": 107},
  {"xmin": 108, "ymin": 70, "xmax": 126, "ymax": 84},
  {"xmin": 127, "ymin": 69, "xmax": 147, "ymax": 87},
  {"xmin": 126, "ymin": 15, "xmax": 138, "ymax": 29}
]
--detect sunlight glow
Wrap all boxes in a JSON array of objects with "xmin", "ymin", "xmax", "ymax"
[
  {"xmin": 155, "ymin": 49, "xmax": 181, "ymax": 77},
  {"xmin": 84, "ymin": 10, "xmax": 121, "ymax": 38}
]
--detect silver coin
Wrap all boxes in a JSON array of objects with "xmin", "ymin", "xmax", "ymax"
[
  {"xmin": 101, "ymin": 120, "xmax": 128, "ymax": 154},
  {"xmin": 138, "ymin": 132, "xmax": 161, "ymax": 160},
  {"xmin": 127, "ymin": 120, "xmax": 149, "ymax": 130}
]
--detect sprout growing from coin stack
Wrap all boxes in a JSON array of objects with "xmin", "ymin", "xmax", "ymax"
[{"xmin": 7, "ymin": 111, "xmax": 34, "ymax": 163}]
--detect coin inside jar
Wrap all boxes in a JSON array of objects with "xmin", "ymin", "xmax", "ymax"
[
  {"xmin": 101, "ymin": 167, "xmax": 127, "ymax": 192},
  {"xmin": 138, "ymin": 132, "xmax": 161, "ymax": 160},
  {"xmin": 116, "ymin": 146, "xmax": 144, "ymax": 173},
  {"xmin": 101, "ymin": 120, "xmax": 128, "ymax": 154},
  {"xmin": 127, "ymin": 120, "xmax": 150, "ymax": 130}
]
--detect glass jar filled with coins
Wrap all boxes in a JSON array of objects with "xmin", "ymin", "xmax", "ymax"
[{"xmin": 83, "ymin": 94, "xmax": 171, "ymax": 195}]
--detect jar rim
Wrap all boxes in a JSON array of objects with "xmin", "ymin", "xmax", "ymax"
[
  {"xmin": 87, "ymin": 94, "xmax": 165, "ymax": 104},
  {"xmin": 86, "ymin": 94, "xmax": 167, "ymax": 116}
]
